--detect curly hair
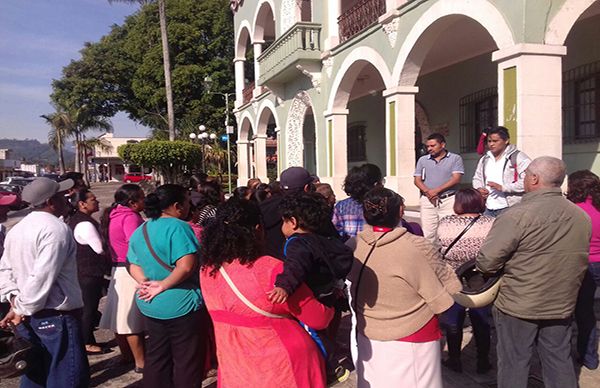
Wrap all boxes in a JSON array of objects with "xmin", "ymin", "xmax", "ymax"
[
  {"xmin": 363, "ymin": 187, "xmax": 403, "ymax": 228},
  {"xmin": 280, "ymin": 192, "xmax": 333, "ymax": 234},
  {"xmin": 200, "ymin": 199, "xmax": 263, "ymax": 275},
  {"xmin": 343, "ymin": 163, "xmax": 383, "ymax": 201},
  {"xmin": 567, "ymin": 170, "xmax": 600, "ymax": 211}
]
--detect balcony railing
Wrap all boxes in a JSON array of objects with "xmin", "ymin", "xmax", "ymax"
[
  {"xmin": 257, "ymin": 22, "xmax": 322, "ymax": 86},
  {"xmin": 338, "ymin": 0, "xmax": 386, "ymax": 43},
  {"xmin": 242, "ymin": 82, "xmax": 255, "ymax": 105}
]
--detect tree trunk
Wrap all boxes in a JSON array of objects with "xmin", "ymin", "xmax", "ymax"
[
  {"xmin": 158, "ymin": 0, "xmax": 176, "ymax": 141},
  {"xmin": 74, "ymin": 133, "xmax": 81, "ymax": 173},
  {"xmin": 57, "ymin": 129, "xmax": 66, "ymax": 175}
]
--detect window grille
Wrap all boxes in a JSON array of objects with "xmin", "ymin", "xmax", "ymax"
[
  {"xmin": 563, "ymin": 61, "xmax": 600, "ymax": 143},
  {"xmin": 459, "ymin": 87, "xmax": 498, "ymax": 153}
]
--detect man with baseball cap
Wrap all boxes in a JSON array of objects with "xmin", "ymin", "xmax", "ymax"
[
  {"xmin": 260, "ymin": 167, "xmax": 315, "ymax": 259},
  {"xmin": 0, "ymin": 177, "xmax": 89, "ymax": 387}
]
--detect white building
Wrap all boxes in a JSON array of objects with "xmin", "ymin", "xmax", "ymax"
[
  {"xmin": 91, "ymin": 132, "xmax": 148, "ymax": 182},
  {"xmin": 232, "ymin": 0, "xmax": 600, "ymax": 204}
]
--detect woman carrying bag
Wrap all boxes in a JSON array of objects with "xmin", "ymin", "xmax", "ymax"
[
  {"xmin": 437, "ymin": 188, "xmax": 495, "ymax": 373},
  {"xmin": 347, "ymin": 187, "xmax": 461, "ymax": 388},
  {"xmin": 126, "ymin": 184, "xmax": 210, "ymax": 388}
]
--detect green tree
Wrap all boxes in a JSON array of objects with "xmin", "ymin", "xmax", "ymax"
[
  {"xmin": 118, "ymin": 140, "xmax": 201, "ymax": 183},
  {"xmin": 53, "ymin": 0, "xmax": 234, "ymax": 138},
  {"xmin": 109, "ymin": 0, "xmax": 175, "ymax": 140},
  {"xmin": 41, "ymin": 111, "xmax": 70, "ymax": 174}
]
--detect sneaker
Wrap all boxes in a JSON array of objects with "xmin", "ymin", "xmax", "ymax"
[
  {"xmin": 442, "ymin": 358, "xmax": 462, "ymax": 373},
  {"xmin": 327, "ymin": 366, "xmax": 350, "ymax": 386}
]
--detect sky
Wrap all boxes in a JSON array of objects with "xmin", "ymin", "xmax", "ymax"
[{"xmin": 0, "ymin": 0, "xmax": 150, "ymax": 142}]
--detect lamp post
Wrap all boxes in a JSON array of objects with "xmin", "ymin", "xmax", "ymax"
[
  {"xmin": 189, "ymin": 125, "xmax": 212, "ymax": 172},
  {"xmin": 204, "ymin": 75, "xmax": 236, "ymax": 194}
]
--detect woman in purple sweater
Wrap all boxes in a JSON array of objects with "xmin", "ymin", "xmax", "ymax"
[
  {"xmin": 568, "ymin": 170, "xmax": 600, "ymax": 370},
  {"xmin": 99, "ymin": 184, "xmax": 146, "ymax": 372}
]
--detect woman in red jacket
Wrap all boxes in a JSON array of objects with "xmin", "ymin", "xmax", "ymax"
[{"xmin": 199, "ymin": 199, "xmax": 333, "ymax": 387}]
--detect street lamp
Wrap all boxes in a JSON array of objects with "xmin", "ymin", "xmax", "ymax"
[
  {"xmin": 204, "ymin": 75, "xmax": 236, "ymax": 194},
  {"xmin": 189, "ymin": 125, "xmax": 212, "ymax": 171}
]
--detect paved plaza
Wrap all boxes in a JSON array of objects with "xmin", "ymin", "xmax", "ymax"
[{"xmin": 1, "ymin": 182, "xmax": 599, "ymax": 387}]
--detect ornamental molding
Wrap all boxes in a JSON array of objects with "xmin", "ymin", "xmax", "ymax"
[
  {"xmin": 296, "ymin": 64, "xmax": 321, "ymax": 93},
  {"xmin": 285, "ymin": 91, "xmax": 312, "ymax": 167},
  {"xmin": 280, "ymin": 0, "xmax": 297, "ymax": 34},
  {"xmin": 382, "ymin": 17, "xmax": 400, "ymax": 48},
  {"xmin": 230, "ymin": 0, "xmax": 244, "ymax": 12},
  {"xmin": 322, "ymin": 56, "xmax": 334, "ymax": 78}
]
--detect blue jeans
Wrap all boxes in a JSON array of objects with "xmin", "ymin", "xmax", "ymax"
[
  {"xmin": 441, "ymin": 302, "xmax": 491, "ymax": 360},
  {"xmin": 575, "ymin": 262, "xmax": 600, "ymax": 369},
  {"xmin": 16, "ymin": 311, "xmax": 89, "ymax": 388}
]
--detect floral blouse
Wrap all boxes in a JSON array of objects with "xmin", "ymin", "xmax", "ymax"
[{"xmin": 437, "ymin": 215, "xmax": 495, "ymax": 270}]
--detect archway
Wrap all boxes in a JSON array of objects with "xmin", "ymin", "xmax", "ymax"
[
  {"xmin": 237, "ymin": 114, "xmax": 255, "ymax": 185},
  {"xmin": 235, "ymin": 24, "xmax": 255, "ymax": 106},
  {"xmin": 558, "ymin": 1, "xmax": 600, "ymax": 172},
  {"xmin": 256, "ymin": 102, "xmax": 279, "ymax": 182}
]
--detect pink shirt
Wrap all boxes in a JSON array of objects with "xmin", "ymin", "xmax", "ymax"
[
  {"xmin": 577, "ymin": 198, "xmax": 600, "ymax": 263},
  {"xmin": 108, "ymin": 205, "xmax": 143, "ymax": 264}
]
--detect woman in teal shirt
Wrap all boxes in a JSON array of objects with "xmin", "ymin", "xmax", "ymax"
[{"xmin": 127, "ymin": 184, "xmax": 209, "ymax": 388}]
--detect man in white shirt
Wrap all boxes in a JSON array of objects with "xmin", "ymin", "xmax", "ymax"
[
  {"xmin": 472, "ymin": 127, "xmax": 531, "ymax": 217},
  {"xmin": 0, "ymin": 177, "xmax": 89, "ymax": 387}
]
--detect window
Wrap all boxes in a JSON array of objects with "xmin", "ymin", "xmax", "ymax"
[
  {"xmin": 347, "ymin": 122, "xmax": 367, "ymax": 162},
  {"xmin": 563, "ymin": 61, "xmax": 600, "ymax": 143},
  {"xmin": 459, "ymin": 88, "xmax": 497, "ymax": 153}
]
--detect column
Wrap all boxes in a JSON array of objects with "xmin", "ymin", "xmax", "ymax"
[
  {"xmin": 324, "ymin": 0, "xmax": 341, "ymax": 50},
  {"xmin": 234, "ymin": 58, "xmax": 245, "ymax": 108},
  {"xmin": 382, "ymin": 86, "xmax": 420, "ymax": 206},
  {"xmin": 492, "ymin": 44, "xmax": 566, "ymax": 160},
  {"xmin": 253, "ymin": 42, "xmax": 263, "ymax": 96},
  {"xmin": 236, "ymin": 140, "xmax": 250, "ymax": 186},
  {"xmin": 254, "ymin": 133, "xmax": 268, "ymax": 182},
  {"xmin": 324, "ymin": 109, "xmax": 348, "ymax": 198}
]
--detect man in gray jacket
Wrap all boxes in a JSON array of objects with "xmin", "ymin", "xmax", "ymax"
[
  {"xmin": 477, "ymin": 156, "xmax": 591, "ymax": 388},
  {"xmin": 472, "ymin": 126, "xmax": 531, "ymax": 216}
]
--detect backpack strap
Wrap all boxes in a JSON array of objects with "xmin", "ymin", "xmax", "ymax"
[
  {"xmin": 142, "ymin": 222, "xmax": 174, "ymax": 272},
  {"xmin": 509, "ymin": 150, "xmax": 520, "ymax": 183}
]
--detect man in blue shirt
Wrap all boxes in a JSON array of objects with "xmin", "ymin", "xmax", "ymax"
[{"xmin": 414, "ymin": 133, "xmax": 464, "ymax": 247}]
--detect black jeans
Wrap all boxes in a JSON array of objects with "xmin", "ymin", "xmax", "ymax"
[
  {"xmin": 441, "ymin": 302, "xmax": 491, "ymax": 361},
  {"xmin": 493, "ymin": 307, "xmax": 577, "ymax": 388},
  {"xmin": 143, "ymin": 308, "xmax": 210, "ymax": 388},
  {"xmin": 79, "ymin": 276, "xmax": 104, "ymax": 345},
  {"xmin": 575, "ymin": 262, "xmax": 600, "ymax": 369}
]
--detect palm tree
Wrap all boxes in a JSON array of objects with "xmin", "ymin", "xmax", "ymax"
[
  {"xmin": 80, "ymin": 136, "xmax": 113, "ymax": 183},
  {"xmin": 69, "ymin": 107, "xmax": 113, "ymax": 173},
  {"xmin": 41, "ymin": 111, "xmax": 70, "ymax": 174},
  {"xmin": 108, "ymin": 0, "xmax": 176, "ymax": 141}
]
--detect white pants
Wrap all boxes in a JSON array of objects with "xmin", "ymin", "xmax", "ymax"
[
  {"xmin": 356, "ymin": 333, "xmax": 443, "ymax": 388},
  {"xmin": 420, "ymin": 195, "xmax": 456, "ymax": 248}
]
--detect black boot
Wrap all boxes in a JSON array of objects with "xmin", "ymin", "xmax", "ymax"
[{"xmin": 443, "ymin": 330, "xmax": 463, "ymax": 373}]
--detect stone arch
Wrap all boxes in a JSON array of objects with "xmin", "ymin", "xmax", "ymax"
[
  {"xmin": 392, "ymin": 0, "xmax": 515, "ymax": 86},
  {"xmin": 327, "ymin": 46, "xmax": 392, "ymax": 112},
  {"xmin": 235, "ymin": 20, "xmax": 253, "ymax": 59},
  {"xmin": 285, "ymin": 91, "xmax": 315, "ymax": 167},
  {"xmin": 253, "ymin": 0, "xmax": 277, "ymax": 43},
  {"xmin": 238, "ymin": 111, "xmax": 254, "ymax": 140},
  {"xmin": 545, "ymin": 0, "xmax": 599, "ymax": 45},
  {"xmin": 256, "ymin": 99, "xmax": 280, "ymax": 136}
]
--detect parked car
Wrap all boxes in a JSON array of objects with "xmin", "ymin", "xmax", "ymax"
[
  {"xmin": 0, "ymin": 176, "xmax": 34, "ymax": 187},
  {"xmin": 123, "ymin": 173, "xmax": 152, "ymax": 183},
  {"xmin": 0, "ymin": 184, "xmax": 25, "ymax": 210}
]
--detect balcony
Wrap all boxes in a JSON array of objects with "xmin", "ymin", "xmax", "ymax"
[
  {"xmin": 257, "ymin": 22, "xmax": 322, "ymax": 87},
  {"xmin": 242, "ymin": 82, "xmax": 255, "ymax": 105},
  {"xmin": 338, "ymin": 0, "xmax": 386, "ymax": 43}
]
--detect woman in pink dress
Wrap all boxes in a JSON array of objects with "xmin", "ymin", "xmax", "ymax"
[{"xmin": 199, "ymin": 199, "xmax": 334, "ymax": 387}]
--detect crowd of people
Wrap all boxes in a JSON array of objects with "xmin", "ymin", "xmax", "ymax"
[{"xmin": 0, "ymin": 125, "xmax": 597, "ymax": 388}]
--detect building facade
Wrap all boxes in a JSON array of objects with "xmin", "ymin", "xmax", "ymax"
[
  {"xmin": 91, "ymin": 132, "xmax": 148, "ymax": 182},
  {"xmin": 232, "ymin": 0, "xmax": 600, "ymax": 204}
]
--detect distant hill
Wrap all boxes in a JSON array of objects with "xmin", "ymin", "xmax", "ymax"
[{"xmin": 0, "ymin": 138, "xmax": 74, "ymax": 166}]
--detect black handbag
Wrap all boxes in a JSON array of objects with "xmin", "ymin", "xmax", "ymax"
[{"xmin": 0, "ymin": 323, "xmax": 33, "ymax": 379}]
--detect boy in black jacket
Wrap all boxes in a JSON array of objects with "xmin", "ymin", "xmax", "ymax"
[{"xmin": 267, "ymin": 192, "xmax": 353, "ymax": 384}]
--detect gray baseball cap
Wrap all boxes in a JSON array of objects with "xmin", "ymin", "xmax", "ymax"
[{"xmin": 22, "ymin": 177, "xmax": 74, "ymax": 207}]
